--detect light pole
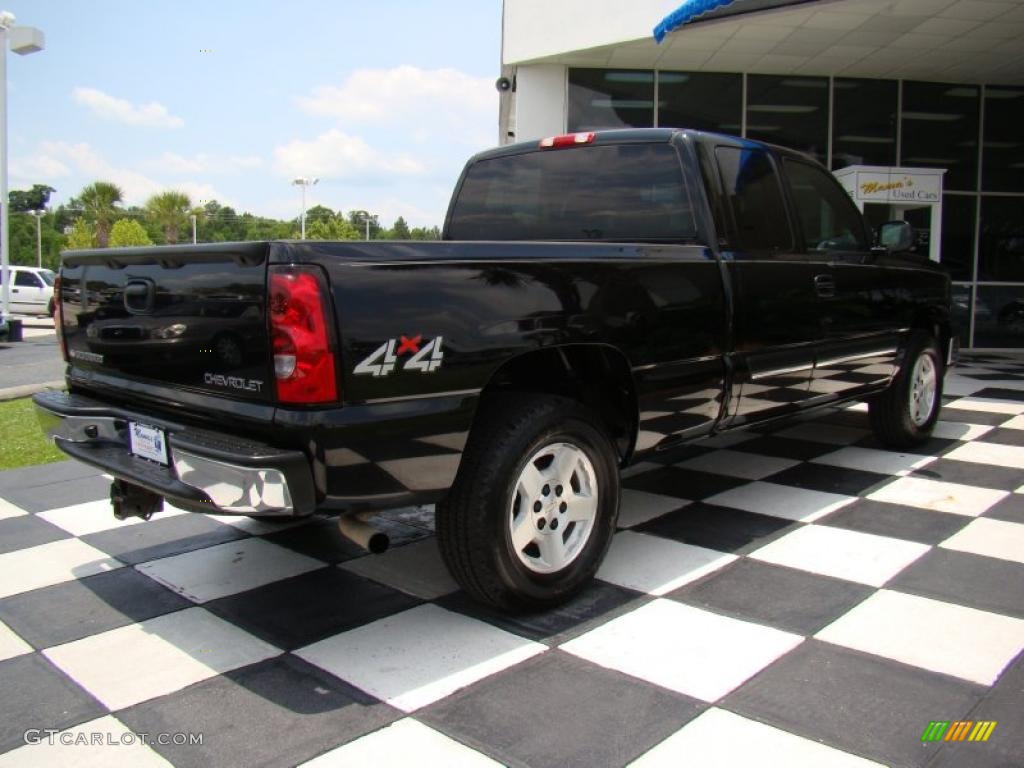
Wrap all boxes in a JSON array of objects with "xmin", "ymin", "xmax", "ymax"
[
  {"xmin": 29, "ymin": 208, "xmax": 43, "ymax": 267},
  {"xmin": 190, "ymin": 213, "xmax": 197, "ymax": 244},
  {"xmin": 292, "ymin": 177, "xmax": 318, "ymax": 239},
  {"xmin": 0, "ymin": 12, "xmax": 44, "ymax": 316},
  {"xmin": 354, "ymin": 210, "xmax": 377, "ymax": 241}
]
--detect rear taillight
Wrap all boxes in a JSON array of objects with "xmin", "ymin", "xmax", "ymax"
[
  {"xmin": 54, "ymin": 275, "xmax": 68, "ymax": 362},
  {"xmin": 539, "ymin": 132, "xmax": 595, "ymax": 149},
  {"xmin": 268, "ymin": 265, "xmax": 338, "ymax": 404}
]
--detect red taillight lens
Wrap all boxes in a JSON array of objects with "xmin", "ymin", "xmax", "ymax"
[
  {"xmin": 268, "ymin": 266, "xmax": 338, "ymax": 404},
  {"xmin": 54, "ymin": 275, "xmax": 68, "ymax": 362},
  {"xmin": 539, "ymin": 132, "xmax": 595, "ymax": 149}
]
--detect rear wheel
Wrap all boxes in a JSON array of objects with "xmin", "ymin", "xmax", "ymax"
[
  {"xmin": 436, "ymin": 394, "xmax": 620, "ymax": 611},
  {"xmin": 869, "ymin": 334, "xmax": 943, "ymax": 448}
]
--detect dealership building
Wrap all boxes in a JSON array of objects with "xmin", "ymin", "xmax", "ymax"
[{"xmin": 499, "ymin": 0, "xmax": 1024, "ymax": 349}]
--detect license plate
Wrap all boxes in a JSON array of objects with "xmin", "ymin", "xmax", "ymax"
[{"xmin": 129, "ymin": 422, "xmax": 168, "ymax": 465}]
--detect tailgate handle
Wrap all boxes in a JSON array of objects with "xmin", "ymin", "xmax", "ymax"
[{"xmin": 124, "ymin": 279, "xmax": 155, "ymax": 314}]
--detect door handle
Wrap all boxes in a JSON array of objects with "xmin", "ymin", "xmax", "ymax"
[{"xmin": 813, "ymin": 274, "xmax": 836, "ymax": 298}]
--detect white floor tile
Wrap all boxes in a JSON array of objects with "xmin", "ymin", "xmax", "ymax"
[
  {"xmin": 775, "ymin": 423, "xmax": 869, "ymax": 445},
  {"xmin": 940, "ymin": 517, "xmax": 1024, "ymax": 564},
  {"xmin": 205, "ymin": 513, "xmax": 308, "ymax": 536},
  {"xmin": 43, "ymin": 607, "xmax": 279, "ymax": 710},
  {"xmin": 867, "ymin": 476, "xmax": 1008, "ymax": 517},
  {"xmin": 296, "ymin": 604, "xmax": 544, "ymax": 713},
  {"xmin": 0, "ymin": 715, "xmax": 173, "ymax": 768},
  {"xmin": 37, "ymin": 499, "xmax": 183, "ymax": 537},
  {"xmin": 630, "ymin": 708, "xmax": 884, "ymax": 767},
  {"xmin": 300, "ymin": 719, "xmax": 501, "ymax": 767},
  {"xmin": 944, "ymin": 440, "xmax": 1024, "ymax": 470},
  {"xmin": 596, "ymin": 531, "xmax": 736, "ymax": 596},
  {"xmin": 562, "ymin": 600, "xmax": 802, "ymax": 702},
  {"xmin": 944, "ymin": 396, "xmax": 1024, "ymax": 415},
  {"xmin": 750, "ymin": 525, "xmax": 928, "ymax": 587},
  {"xmin": 136, "ymin": 537, "xmax": 323, "ymax": 603},
  {"xmin": 0, "ymin": 539, "xmax": 122, "ymax": 599},
  {"xmin": 941, "ymin": 375, "xmax": 987, "ymax": 398},
  {"xmin": 812, "ymin": 446, "xmax": 935, "ymax": 475},
  {"xmin": 706, "ymin": 481, "xmax": 856, "ymax": 522},
  {"xmin": 1000, "ymin": 414, "xmax": 1024, "ymax": 431},
  {"xmin": 676, "ymin": 449, "xmax": 799, "ymax": 480},
  {"xmin": 617, "ymin": 489, "xmax": 689, "ymax": 528},
  {"xmin": 931, "ymin": 421, "xmax": 993, "ymax": 441},
  {"xmin": 0, "ymin": 618, "xmax": 32, "ymax": 661},
  {"xmin": 0, "ymin": 498, "xmax": 27, "ymax": 520},
  {"xmin": 817, "ymin": 590, "xmax": 1024, "ymax": 686},
  {"xmin": 340, "ymin": 538, "xmax": 458, "ymax": 600}
]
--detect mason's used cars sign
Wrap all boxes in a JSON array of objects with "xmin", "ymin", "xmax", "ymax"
[{"xmin": 835, "ymin": 166, "xmax": 946, "ymax": 205}]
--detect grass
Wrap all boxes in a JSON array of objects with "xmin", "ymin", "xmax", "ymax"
[{"xmin": 0, "ymin": 396, "xmax": 66, "ymax": 470}]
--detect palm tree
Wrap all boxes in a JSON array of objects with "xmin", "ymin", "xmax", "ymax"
[
  {"xmin": 77, "ymin": 181, "xmax": 123, "ymax": 248},
  {"xmin": 145, "ymin": 190, "xmax": 194, "ymax": 244}
]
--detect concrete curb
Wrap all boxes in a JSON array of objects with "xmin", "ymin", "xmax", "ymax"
[{"xmin": 0, "ymin": 380, "xmax": 65, "ymax": 402}]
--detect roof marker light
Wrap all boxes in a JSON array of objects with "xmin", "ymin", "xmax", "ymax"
[{"xmin": 539, "ymin": 132, "xmax": 596, "ymax": 149}]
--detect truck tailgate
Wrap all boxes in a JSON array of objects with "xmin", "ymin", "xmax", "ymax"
[{"xmin": 59, "ymin": 242, "xmax": 273, "ymax": 403}]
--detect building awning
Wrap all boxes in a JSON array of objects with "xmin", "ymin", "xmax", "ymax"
[{"xmin": 654, "ymin": 0, "xmax": 814, "ymax": 43}]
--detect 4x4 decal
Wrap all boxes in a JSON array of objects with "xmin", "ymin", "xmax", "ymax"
[{"xmin": 354, "ymin": 335, "xmax": 444, "ymax": 377}]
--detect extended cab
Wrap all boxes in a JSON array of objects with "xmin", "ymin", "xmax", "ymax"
[{"xmin": 35, "ymin": 128, "xmax": 952, "ymax": 609}]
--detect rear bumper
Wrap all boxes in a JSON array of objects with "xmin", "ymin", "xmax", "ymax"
[{"xmin": 32, "ymin": 391, "xmax": 316, "ymax": 517}]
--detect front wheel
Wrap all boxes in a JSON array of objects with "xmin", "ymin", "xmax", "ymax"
[
  {"xmin": 869, "ymin": 335, "xmax": 943, "ymax": 449},
  {"xmin": 436, "ymin": 394, "xmax": 620, "ymax": 611}
]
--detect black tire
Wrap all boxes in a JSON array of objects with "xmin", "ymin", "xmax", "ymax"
[
  {"xmin": 436, "ymin": 394, "xmax": 620, "ymax": 611},
  {"xmin": 869, "ymin": 334, "xmax": 944, "ymax": 449},
  {"xmin": 47, "ymin": 298, "xmax": 55, "ymax": 317}
]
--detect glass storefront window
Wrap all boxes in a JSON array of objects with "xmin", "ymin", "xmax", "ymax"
[
  {"xmin": 938, "ymin": 195, "xmax": 977, "ymax": 282},
  {"xmin": 974, "ymin": 285, "xmax": 1024, "ymax": 348},
  {"xmin": 832, "ymin": 78, "xmax": 897, "ymax": 170},
  {"xmin": 951, "ymin": 284, "xmax": 972, "ymax": 344},
  {"xmin": 568, "ymin": 69, "xmax": 654, "ymax": 132},
  {"xmin": 983, "ymin": 87, "xmax": 1024, "ymax": 193},
  {"xmin": 900, "ymin": 81, "xmax": 979, "ymax": 191},
  {"xmin": 978, "ymin": 196, "xmax": 1024, "ymax": 282},
  {"xmin": 746, "ymin": 75, "xmax": 828, "ymax": 164},
  {"xmin": 657, "ymin": 71, "xmax": 742, "ymax": 135}
]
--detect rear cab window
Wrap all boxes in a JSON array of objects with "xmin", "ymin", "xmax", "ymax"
[{"xmin": 448, "ymin": 142, "xmax": 698, "ymax": 242}]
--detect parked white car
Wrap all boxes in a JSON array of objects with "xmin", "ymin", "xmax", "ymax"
[{"xmin": 0, "ymin": 266, "xmax": 56, "ymax": 316}]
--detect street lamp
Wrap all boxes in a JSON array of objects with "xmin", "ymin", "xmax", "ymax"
[
  {"xmin": 28, "ymin": 208, "xmax": 43, "ymax": 267},
  {"xmin": 292, "ymin": 177, "xmax": 318, "ymax": 239},
  {"xmin": 0, "ymin": 12, "xmax": 44, "ymax": 316},
  {"xmin": 354, "ymin": 210, "xmax": 377, "ymax": 241}
]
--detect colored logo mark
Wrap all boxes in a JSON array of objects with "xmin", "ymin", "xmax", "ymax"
[{"xmin": 921, "ymin": 721, "xmax": 997, "ymax": 743}]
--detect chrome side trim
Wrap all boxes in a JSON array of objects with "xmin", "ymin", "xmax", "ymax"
[
  {"xmin": 360, "ymin": 388, "xmax": 481, "ymax": 405},
  {"xmin": 816, "ymin": 349, "xmax": 897, "ymax": 369},
  {"xmin": 750, "ymin": 363, "xmax": 814, "ymax": 381}
]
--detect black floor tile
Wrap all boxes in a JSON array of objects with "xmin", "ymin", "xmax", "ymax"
[
  {"xmin": 970, "ymin": 388, "xmax": 1024, "ymax": 402},
  {"xmin": 764, "ymin": 463, "xmax": 891, "ymax": 496},
  {"xmin": 724, "ymin": 640, "xmax": 985, "ymax": 768},
  {"xmin": 0, "ymin": 514, "xmax": 69, "ymax": 554},
  {"xmin": 2, "ymin": 474, "xmax": 112, "ymax": 513},
  {"xmin": 975, "ymin": 427, "xmax": 1024, "ymax": 447},
  {"xmin": 0, "ymin": 460, "xmax": 101, "ymax": 493},
  {"xmin": 0, "ymin": 568, "xmax": 191, "ymax": 650},
  {"xmin": 854, "ymin": 432, "xmax": 961, "ymax": 456},
  {"xmin": 204, "ymin": 568, "xmax": 421, "ymax": 651},
  {"xmin": 731, "ymin": 436, "xmax": 837, "ymax": 461},
  {"xmin": 669, "ymin": 559, "xmax": 872, "ymax": 636},
  {"xmin": 910, "ymin": 458, "xmax": 1023, "ymax": 492},
  {"xmin": 636, "ymin": 502, "xmax": 796, "ymax": 554},
  {"xmin": 261, "ymin": 517, "xmax": 368, "ymax": 564},
  {"xmin": 118, "ymin": 655, "xmax": 400, "ymax": 768},
  {"xmin": 420, "ymin": 651, "xmax": 704, "ymax": 768},
  {"xmin": 936, "ymin": 408, "xmax": 1015, "ymax": 427},
  {"xmin": 622, "ymin": 466, "xmax": 747, "ymax": 500},
  {"xmin": 889, "ymin": 549, "xmax": 1024, "ymax": 619},
  {"xmin": 0, "ymin": 653, "xmax": 108, "ymax": 753},
  {"xmin": 81, "ymin": 514, "xmax": 247, "ymax": 565},
  {"xmin": 818, "ymin": 498, "xmax": 971, "ymax": 545},
  {"xmin": 984, "ymin": 493, "xmax": 1024, "ymax": 524}
]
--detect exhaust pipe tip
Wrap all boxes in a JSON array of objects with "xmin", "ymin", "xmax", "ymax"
[{"xmin": 338, "ymin": 513, "xmax": 390, "ymax": 554}]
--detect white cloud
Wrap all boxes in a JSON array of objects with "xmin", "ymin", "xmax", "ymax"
[
  {"xmin": 147, "ymin": 152, "xmax": 263, "ymax": 175},
  {"xmin": 297, "ymin": 65, "xmax": 495, "ymax": 143},
  {"xmin": 273, "ymin": 129, "xmax": 425, "ymax": 180},
  {"xmin": 72, "ymin": 87, "xmax": 184, "ymax": 129}
]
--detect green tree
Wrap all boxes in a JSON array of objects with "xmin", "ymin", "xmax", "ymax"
[
  {"xmin": 304, "ymin": 216, "xmax": 360, "ymax": 241},
  {"xmin": 347, "ymin": 210, "xmax": 382, "ymax": 239},
  {"xmin": 390, "ymin": 216, "xmax": 411, "ymax": 239},
  {"xmin": 65, "ymin": 218, "xmax": 95, "ymax": 250},
  {"xmin": 9, "ymin": 184, "xmax": 56, "ymax": 213},
  {"xmin": 145, "ymin": 190, "xmax": 195, "ymax": 244},
  {"xmin": 109, "ymin": 218, "xmax": 153, "ymax": 247},
  {"xmin": 409, "ymin": 225, "xmax": 441, "ymax": 240},
  {"xmin": 76, "ymin": 181, "xmax": 124, "ymax": 248}
]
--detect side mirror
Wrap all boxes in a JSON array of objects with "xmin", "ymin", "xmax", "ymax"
[{"xmin": 878, "ymin": 220, "xmax": 915, "ymax": 253}]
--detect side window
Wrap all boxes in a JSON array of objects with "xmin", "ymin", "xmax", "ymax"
[
  {"xmin": 14, "ymin": 271, "xmax": 41, "ymax": 288},
  {"xmin": 783, "ymin": 158, "xmax": 868, "ymax": 252},
  {"xmin": 714, "ymin": 146, "xmax": 792, "ymax": 253}
]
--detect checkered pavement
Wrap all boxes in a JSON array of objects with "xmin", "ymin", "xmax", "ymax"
[{"xmin": 0, "ymin": 354, "xmax": 1022, "ymax": 767}]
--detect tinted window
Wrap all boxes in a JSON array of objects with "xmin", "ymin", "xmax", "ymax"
[
  {"xmin": 449, "ymin": 143, "xmax": 696, "ymax": 242},
  {"xmin": 568, "ymin": 69, "xmax": 654, "ymax": 131},
  {"xmin": 978, "ymin": 195, "xmax": 1024, "ymax": 281},
  {"xmin": 714, "ymin": 146, "xmax": 792, "ymax": 253},
  {"xmin": 832, "ymin": 78, "xmax": 897, "ymax": 170},
  {"xmin": 658, "ymin": 71, "xmax": 742, "ymax": 134},
  {"xmin": 900, "ymin": 81, "xmax": 979, "ymax": 191},
  {"xmin": 14, "ymin": 271, "xmax": 41, "ymax": 287},
  {"xmin": 783, "ymin": 159, "xmax": 867, "ymax": 252},
  {"xmin": 746, "ymin": 75, "xmax": 828, "ymax": 165},
  {"xmin": 983, "ymin": 87, "xmax": 1024, "ymax": 193},
  {"xmin": 38, "ymin": 270, "xmax": 55, "ymax": 286}
]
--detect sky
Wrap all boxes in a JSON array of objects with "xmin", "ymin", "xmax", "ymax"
[{"xmin": 3, "ymin": 1, "xmax": 502, "ymax": 227}]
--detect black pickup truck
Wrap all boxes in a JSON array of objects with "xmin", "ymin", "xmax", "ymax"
[{"xmin": 35, "ymin": 128, "xmax": 952, "ymax": 610}]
